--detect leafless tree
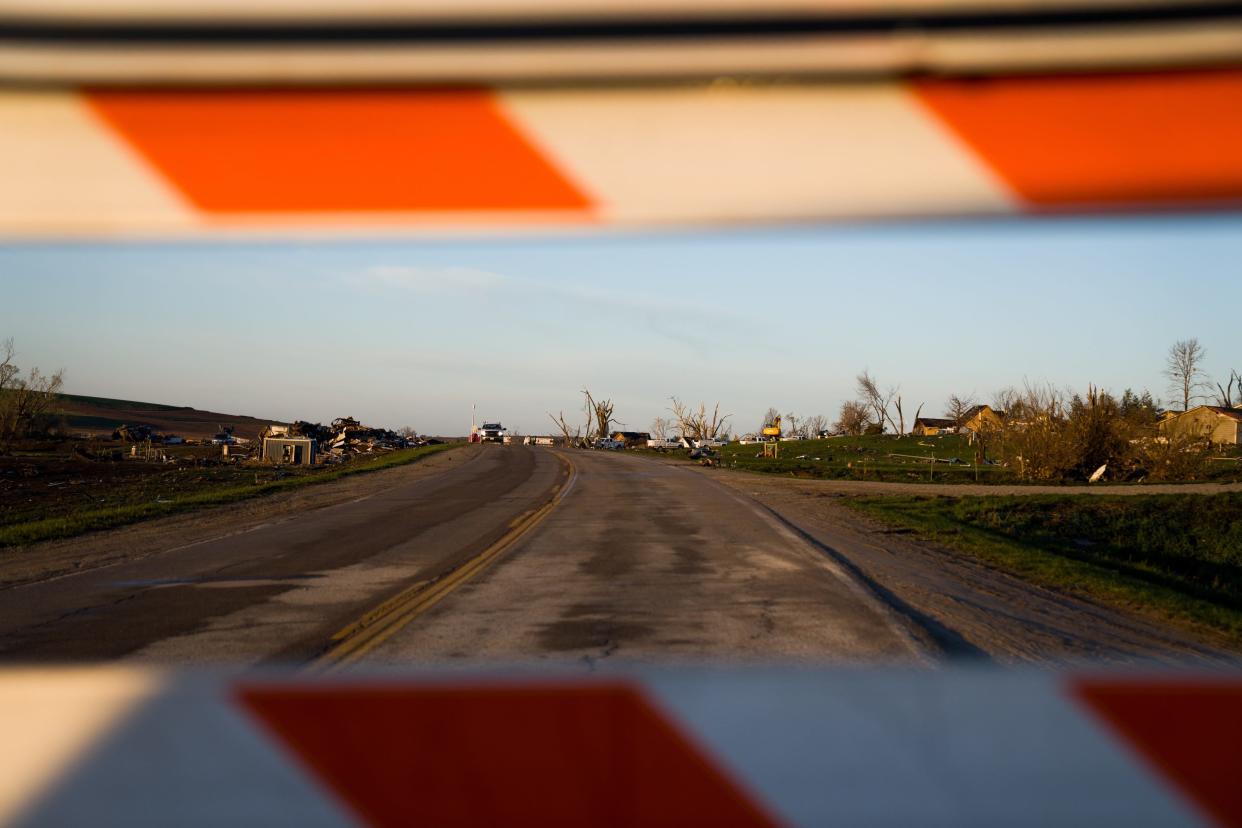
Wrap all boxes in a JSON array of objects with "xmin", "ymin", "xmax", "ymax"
[
  {"xmin": 992, "ymin": 382, "xmax": 1073, "ymax": 480},
  {"xmin": 1165, "ymin": 338, "xmax": 1209, "ymax": 413},
  {"xmin": 993, "ymin": 386, "xmax": 1021, "ymax": 414},
  {"xmin": 582, "ymin": 388, "xmax": 617, "ymax": 442},
  {"xmin": 548, "ymin": 410, "xmax": 583, "ymax": 447},
  {"xmin": 0, "ymin": 338, "xmax": 17, "ymax": 391},
  {"xmin": 856, "ymin": 370, "xmax": 901, "ymax": 434},
  {"xmin": 784, "ymin": 412, "xmax": 802, "ymax": 439},
  {"xmin": 834, "ymin": 400, "xmax": 871, "ymax": 437},
  {"xmin": 397, "ymin": 425, "xmax": 419, "ymax": 440},
  {"xmin": 945, "ymin": 392, "xmax": 978, "ymax": 427},
  {"xmin": 892, "ymin": 396, "xmax": 907, "ymax": 435},
  {"xmin": 760, "ymin": 407, "xmax": 781, "ymax": 433},
  {"xmin": 670, "ymin": 397, "xmax": 730, "ymax": 441},
  {"xmin": 804, "ymin": 414, "xmax": 829, "ymax": 438},
  {"xmin": 649, "ymin": 416, "xmax": 671, "ymax": 440},
  {"xmin": 0, "ymin": 339, "xmax": 66, "ymax": 454},
  {"xmin": 1214, "ymin": 369, "xmax": 1241, "ymax": 408}
]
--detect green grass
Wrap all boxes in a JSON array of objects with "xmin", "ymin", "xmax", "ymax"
[
  {"xmin": 0, "ymin": 443, "xmax": 459, "ymax": 548},
  {"xmin": 666, "ymin": 434, "xmax": 1010, "ymax": 484},
  {"xmin": 846, "ymin": 492, "xmax": 1242, "ymax": 640}
]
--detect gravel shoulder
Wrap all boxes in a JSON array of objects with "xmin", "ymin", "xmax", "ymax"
[
  {"xmin": 694, "ymin": 464, "xmax": 1241, "ymax": 664},
  {"xmin": 0, "ymin": 444, "xmax": 476, "ymax": 590}
]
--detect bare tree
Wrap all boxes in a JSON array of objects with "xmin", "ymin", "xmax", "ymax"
[
  {"xmin": 548, "ymin": 410, "xmax": 583, "ymax": 447},
  {"xmin": 804, "ymin": 414, "xmax": 829, "ymax": 438},
  {"xmin": 945, "ymin": 392, "xmax": 978, "ymax": 427},
  {"xmin": 0, "ymin": 338, "xmax": 17, "ymax": 391},
  {"xmin": 992, "ymin": 382, "xmax": 1072, "ymax": 480},
  {"xmin": 0, "ymin": 339, "xmax": 66, "ymax": 454},
  {"xmin": 1165, "ymin": 338, "xmax": 1209, "ymax": 413},
  {"xmin": 784, "ymin": 411, "xmax": 802, "ymax": 439},
  {"xmin": 1214, "ymin": 369, "xmax": 1241, "ymax": 408},
  {"xmin": 649, "ymin": 416, "xmax": 670, "ymax": 440},
  {"xmin": 760, "ymin": 407, "xmax": 781, "ymax": 434},
  {"xmin": 992, "ymin": 386, "xmax": 1021, "ymax": 414},
  {"xmin": 582, "ymin": 388, "xmax": 617, "ymax": 442},
  {"xmin": 856, "ymin": 370, "xmax": 900, "ymax": 434},
  {"xmin": 670, "ymin": 397, "xmax": 730, "ymax": 442},
  {"xmin": 834, "ymin": 400, "xmax": 871, "ymax": 437},
  {"xmin": 397, "ymin": 425, "xmax": 419, "ymax": 440}
]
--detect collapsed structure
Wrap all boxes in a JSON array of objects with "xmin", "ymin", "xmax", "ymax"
[{"xmin": 257, "ymin": 417, "xmax": 420, "ymax": 464}]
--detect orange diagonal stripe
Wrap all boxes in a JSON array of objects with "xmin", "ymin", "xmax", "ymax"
[
  {"xmin": 85, "ymin": 88, "xmax": 591, "ymax": 214},
  {"xmin": 237, "ymin": 681, "xmax": 779, "ymax": 828},
  {"xmin": 1072, "ymin": 678, "xmax": 1242, "ymax": 828},
  {"xmin": 912, "ymin": 69, "xmax": 1242, "ymax": 209}
]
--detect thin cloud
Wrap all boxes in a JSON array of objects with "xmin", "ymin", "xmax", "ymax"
[{"xmin": 351, "ymin": 265, "xmax": 508, "ymax": 297}]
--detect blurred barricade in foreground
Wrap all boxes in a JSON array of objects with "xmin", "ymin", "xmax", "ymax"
[
  {"xmin": 1, "ymin": 1, "xmax": 1241, "ymax": 236},
  {"xmin": 1, "ymin": 667, "xmax": 1239, "ymax": 827}
]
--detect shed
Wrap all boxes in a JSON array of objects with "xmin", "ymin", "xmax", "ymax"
[{"xmin": 262, "ymin": 436, "xmax": 317, "ymax": 465}]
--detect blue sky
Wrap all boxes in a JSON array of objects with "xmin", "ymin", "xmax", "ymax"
[{"xmin": 1, "ymin": 213, "xmax": 1239, "ymax": 436}]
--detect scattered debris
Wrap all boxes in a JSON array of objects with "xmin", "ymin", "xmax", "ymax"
[
  {"xmin": 112, "ymin": 424, "xmax": 156, "ymax": 442},
  {"xmin": 254, "ymin": 416, "xmax": 423, "ymax": 464}
]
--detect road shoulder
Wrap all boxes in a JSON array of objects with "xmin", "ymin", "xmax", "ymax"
[{"xmin": 701, "ymin": 465, "xmax": 1240, "ymax": 663}]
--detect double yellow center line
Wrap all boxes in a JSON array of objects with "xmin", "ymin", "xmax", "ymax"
[{"xmin": 309, "ymin": 452, "xmax": 575, "ymax": 671}]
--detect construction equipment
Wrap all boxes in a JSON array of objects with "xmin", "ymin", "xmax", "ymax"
[{"xmin": 762, "ymin": 416, "xmax": 782, "ymax": 458}]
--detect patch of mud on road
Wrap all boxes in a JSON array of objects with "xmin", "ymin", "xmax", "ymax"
[{"xmin": 0, "ymin": 445, "xmax": 476, "ymax": 589}]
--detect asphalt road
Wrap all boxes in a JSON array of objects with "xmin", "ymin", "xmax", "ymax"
[
  {"xmin": 0, "ymin": 445, "xmax": 563, "ymax": 663},
  {"xmin": 365, "ymin": 450, "xmax": 919, "ymax": 666}
]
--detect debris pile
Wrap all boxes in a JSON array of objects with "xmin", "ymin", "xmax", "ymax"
[
  {"xmin": 256, "ymin": 416, "xmax": 423, "ymax": 463},
  {"xmin": 112, "ymin": 424, "xmax": 156, "ymax": 442},
  {"xmin": 328, "ymin": 416, "xmax": 410, "ymax": 455}
]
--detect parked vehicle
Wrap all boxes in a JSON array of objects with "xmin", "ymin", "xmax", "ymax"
[
  {"xmin": 593, "ymin": 438, "xmax": 624, "ymax": 450},
  {"xmin": 646, "ymin": 437, "xmax": 682, "ymax": 450}
]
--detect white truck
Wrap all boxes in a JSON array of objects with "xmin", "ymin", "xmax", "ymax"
[{"xmin": 479, "ymin": 422, "xmax": 507, "ymax": 443}]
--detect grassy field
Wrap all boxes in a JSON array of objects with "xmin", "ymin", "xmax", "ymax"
[
  {"xmin": 847, "ymin": 492, "xmax": 1242, "ymax": 640},
  {"xmin": 641, "ymin": 432, "xmax": 1241, "ymax": 485},
  {"xmin": 58, "ymin": 393, "xmax": 184, "ymax": 412},
  {"xmin": 0, "ymin": 442, "xmax": 458, "ymax": 548},
  {"xmin": 680, "ymin": 434, "xmax": 1009, "ymax": 483},
  {"xmin": 52, "ymin": 392, "xmax": 278, "ymax": 441}
]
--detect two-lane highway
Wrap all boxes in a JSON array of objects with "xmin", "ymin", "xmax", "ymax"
[{"xmin": 3, "ymin": 445, "xmax": 1227, "ymax": 667}]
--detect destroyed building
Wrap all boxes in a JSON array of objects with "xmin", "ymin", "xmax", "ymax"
[
  {"xmin": 261, "ymin": 435, "xmax": 317, "ymax": 465},
  {"xmin": 255, "ymin": 416, "xmax": 412, "ymax": 463}
]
